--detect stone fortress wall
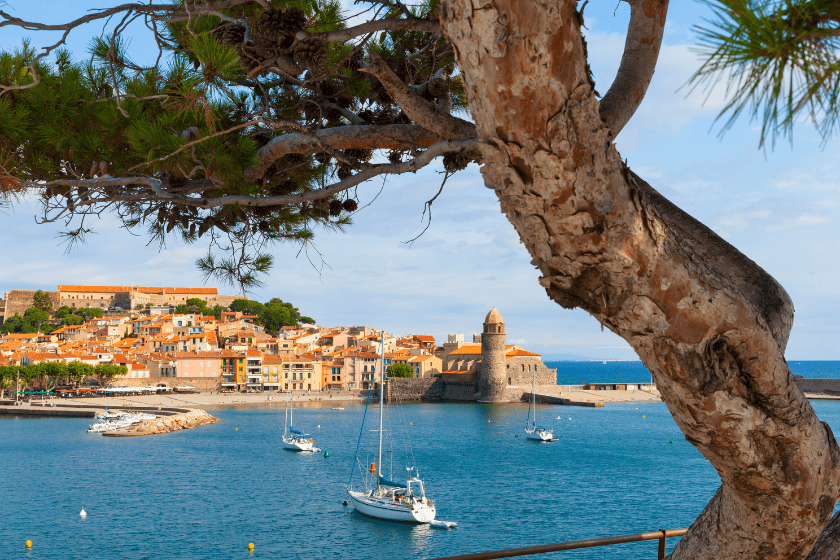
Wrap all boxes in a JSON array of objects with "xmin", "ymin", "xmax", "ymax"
[
  {"xmin": 1, "ymin": 285, "xmax": 241, "ymax": 325},
  {"xmin": 2, "ymin": 290, "xmax": 60, "ymax": 323}
]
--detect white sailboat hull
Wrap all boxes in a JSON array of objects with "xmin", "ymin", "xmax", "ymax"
[
  {"xmin": 526, "ymin": 428, "xmax": 557, "ymax": 442},
  {"xmin": 283, "ymin": 436, "xmax": 318, "ymax": 452},
  {"xmin": 346, "ymin": 489, "xmax": 436, "ymax": 523}
]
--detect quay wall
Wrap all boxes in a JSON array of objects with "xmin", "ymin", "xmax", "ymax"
[
  {"xmin": 0, "ymin": 403, "xmax": 189, "ymax": 418},
  {"xmin": 385, "ymin": 378, "xmax": 444, "ymax": 401},
  {"xmin": 110, "ymin": 377, "xmax": 222, "ymax": 393},
  {"xmin": 442, "ymin": 383, "xmax": 477, "ymax": 401},
  {"xmin": 796, "ymin": 378, "xmax": 840, "ymax": 393}
]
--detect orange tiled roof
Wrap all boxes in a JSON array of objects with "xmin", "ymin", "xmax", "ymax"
[
  {"xmin": 504, "ymin": 346, "xmax": 541, "ymax": 358},
  {"xmin": 58, "ymin": 285, "xmax": 218, "ymax": 295},
  {"xmin": 408, "ymin": 355, "xmax": 433, "ymax": 363},
  {"xmin": 446, "ymin": 345, "xmax": 483, "ymax": 356},
  {"xmin": 24, "ymin": 351, "xmax": 62, "ymax": 361}
]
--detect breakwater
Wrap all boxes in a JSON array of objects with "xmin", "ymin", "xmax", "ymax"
[
  {"xmin": 104, "ymin": 409, "xmax": 219, "ymax": 437},
  {"xmin": 796, "ymin": 377, "xmax": 840, "ymax": 394}
]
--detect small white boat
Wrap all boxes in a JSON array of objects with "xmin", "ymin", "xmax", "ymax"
[
  {"xmin": 87, "ymin": 412, "xmax": 155, "ymax": 433},
  {"xmin": 86, "ymin": 419, "xmax": 133, "ymax": 433},
  {"xmin": 331, "ymin": 406, "xmax": 344, "ymax": 411},
  {"xmin": 95, "ymin": 409, "xmax": 125, "ymax": 420},
  {"xmin": 525, "ymin": 369, "xmax": 557, "ymax": 442},
  {"xmin": 282, "ymin": 401, "xmax": 319, "ymax": 452}
]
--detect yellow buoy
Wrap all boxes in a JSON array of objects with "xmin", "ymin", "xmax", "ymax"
[
  {"xmin": 235, "ymin": 428, "xmax": 238, "ymax": 431},
  {"xmin": 248, "ymin": 542, "xmax": 254, "ymax": 551},
  {"xmin": 410, "ymin": 422, "xmax": 413, "ymax": 426},
  {"xmin": 25, "ymin": 540, "xmax": 32, "ymax": 548},
  {"xmin": 643, "ymin": 415, "xmax": 646, "ymax": 418},
  {"xmin": 487, "ymin": 420, "xmax": 491, "ymax": 423}
]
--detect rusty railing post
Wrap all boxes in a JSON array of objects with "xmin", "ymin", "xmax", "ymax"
[{"xmin": 657, "ymin": 529, "xmax": 667, "ymax": 560}]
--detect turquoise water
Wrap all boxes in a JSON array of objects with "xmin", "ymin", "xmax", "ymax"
[
  {"xmin": 548, "ymin": 360, "xmax": 840, "ymax": 385},
  {"xmin": 3, "ymin": 401, "xmax": 840, "ymax": 560},
  {"xmin": 3, "ymin": 385, "xmax": 840, "ymax": 559}
]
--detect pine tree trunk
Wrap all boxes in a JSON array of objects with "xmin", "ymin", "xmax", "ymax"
[{"xmin": 440, "ymin": 1, "xmax": 840, "ymax": 558}]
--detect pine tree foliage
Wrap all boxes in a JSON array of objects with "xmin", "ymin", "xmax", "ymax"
[
  {"xmin": 0, "ymin": 0, "xmax": 479, "ymax": 290},
  {"xmin": 691, "ymin": 0, "xmax": 840, "ymax": 146}
]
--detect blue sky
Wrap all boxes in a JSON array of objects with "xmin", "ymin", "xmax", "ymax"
[{"xmin": 1, "ymin": 1, "xmax": 838, "ymax": 360}]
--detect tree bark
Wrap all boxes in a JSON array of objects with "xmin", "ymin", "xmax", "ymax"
[{"xmin": 439, "ymin": 1, "xmax": 840, "ymax": 558}]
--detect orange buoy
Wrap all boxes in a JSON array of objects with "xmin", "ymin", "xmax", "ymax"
[
  {"xmin": 310, "ymin": 438, "xmax": 313, "ymax": 443},
  {"xmin": 369, "ymin": 462, "xmax": 376, "ymax": 474}
]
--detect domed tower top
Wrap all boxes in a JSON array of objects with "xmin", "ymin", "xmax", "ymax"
[
  {"xmin": 483, "ymin": 308, "xmax": 505, "ymax": 334},
  {"xmin": 485, "ymin": 308, "xmax": 503, "ymax": 324}
]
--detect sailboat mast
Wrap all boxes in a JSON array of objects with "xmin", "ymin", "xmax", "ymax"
[
  {"xmin": 377, "ymin": 330, "xmax": 385, "ymax": 488},
  {"xmin": 532, "ymin": 368, "xmax": 536, "ymax": 426}
]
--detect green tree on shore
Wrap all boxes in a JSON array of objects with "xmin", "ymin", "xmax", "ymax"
[
  {"xmin": 229, "ymin": 298, "xmax": 314, "ymax": 332},
  {"xmin": 387, "ymin": 363, "xmax": 414, "ymax": 378},
  {"xmin": 92, "ymin": 364, "xmax": 127, "ymax": 388},
  {"xmin": 67, "ymin": 361, "xmax": 94, "ymax": 387},
  {"xmin": 0, "ymin": 365, "xmax": 16, "ymax": 397}
]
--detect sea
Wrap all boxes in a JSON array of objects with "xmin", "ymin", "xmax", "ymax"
[{"xmin": 2, "ymin": 361, "xmax": 839, "ymax": 560}]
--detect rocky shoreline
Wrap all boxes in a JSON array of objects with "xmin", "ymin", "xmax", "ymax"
[{"xmin": 103, "ymin": 409, "xmax": 219, "ymax": 437}]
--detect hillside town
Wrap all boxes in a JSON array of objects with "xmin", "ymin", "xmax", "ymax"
[{"xmin": 0, "ymin": 285, "xmax": 553, "ymax": 397}]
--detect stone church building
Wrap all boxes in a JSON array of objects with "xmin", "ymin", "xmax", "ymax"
[{"xmin": 442, "ymin": 308, "xmax": 558, "ymax": 402}]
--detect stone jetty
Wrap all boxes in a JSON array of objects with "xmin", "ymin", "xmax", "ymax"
[{"xmin": 103, "ymin": 409, "xmax": 219, "ymax": 437}]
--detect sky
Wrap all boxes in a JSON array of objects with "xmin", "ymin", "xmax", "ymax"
[{"xmin": 1, "ymin": 1, "xmax": 838, "ymax": 360}]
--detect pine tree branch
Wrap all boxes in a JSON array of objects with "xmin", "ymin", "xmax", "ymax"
[
  {"xmin": 599, "ymin": 0, "xmax": 670, "ymax": 137},
  {"xmin": 0, "ymin": 1, "xmax": 254, "ymax": 31},
  {"xmin": 315, "ymin": 18, "xmax": 441, "ymax": 43},
  {"xmin": 32, "ymin": 139, "xmax": 478, "ymax": 210},
  {"xmin": 358, "ymin": 53, "xmax": 475, "ymax": 140},
  {"xmin": 248, "ymin": 124, "xmax": 445, "ymax": 180}
]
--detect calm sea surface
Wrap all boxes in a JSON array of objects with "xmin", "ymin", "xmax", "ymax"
[
  {"xmin": 2, "ymin": 362, "xmax": 840, "ymax": 560},
  {"xmin": 547, "ymin": 360, "xmax": 840, "ymax": 385}
]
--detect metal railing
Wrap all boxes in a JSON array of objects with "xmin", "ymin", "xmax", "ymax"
[{"xmin": 427, "ymin": 528, "xmax": 688, "ymax": 560}]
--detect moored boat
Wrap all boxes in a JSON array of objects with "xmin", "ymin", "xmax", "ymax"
[
  {"xmin": 526, "ymin": 367, "xmax": 557, "ymax": 442},
  {"xmin": 346, "ymin": 332, "xmax": 437, "ymax": 524},
  {"xmin": 282, "ymin": 399, "xmax": 319, "ymax": 452}
]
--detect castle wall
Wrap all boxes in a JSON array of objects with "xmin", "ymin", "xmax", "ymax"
[
  {"xmin": 3, "ymin": 290, "xmax": 60, "ymax": 321},
  {"xmin": 505, "ymin": 357, "xmax": 557, "ymax": 387}
]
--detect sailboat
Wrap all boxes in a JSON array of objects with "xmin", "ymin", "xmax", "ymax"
[
  {"xmin": 282, "ymin": 398, "xmax": 319, "ymax": 452},
  {"xmin": 526, "ymin": 367, "xmax": 557, "ymax": 442},
  {"xmin": 346, "ymin": 333, "xmax": 437, "ymax": 523}
]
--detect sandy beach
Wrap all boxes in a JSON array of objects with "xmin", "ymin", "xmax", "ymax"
[{"xmin": 27, "ymin": 387, "xmax": 663, "ymax": 409}]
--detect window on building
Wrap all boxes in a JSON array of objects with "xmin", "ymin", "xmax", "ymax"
[{"xmin": 308, "ymin": 372, "xmax": 311, "ymax": 379}]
